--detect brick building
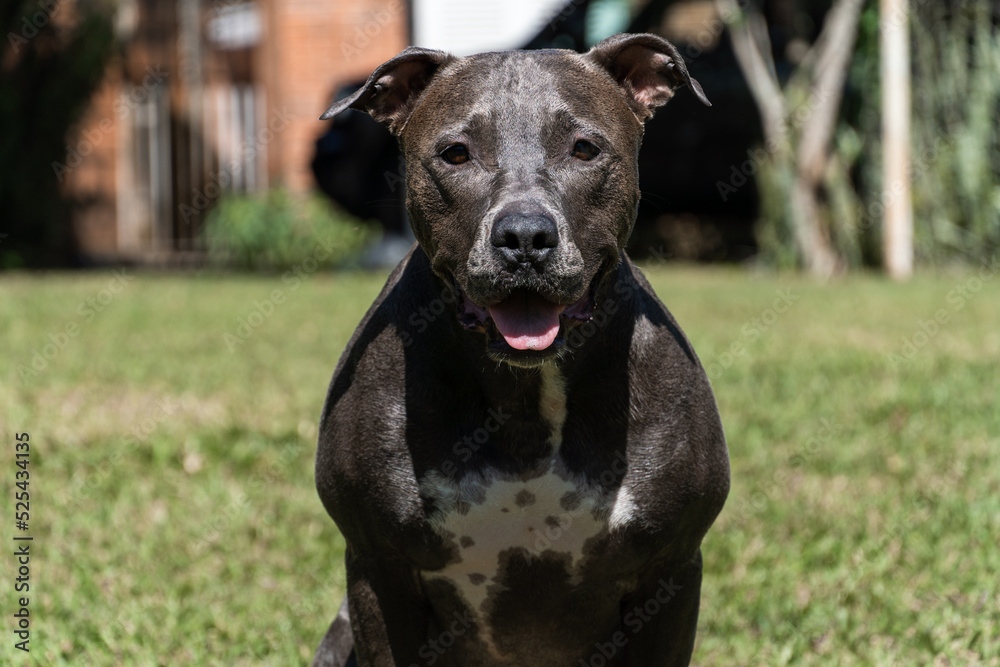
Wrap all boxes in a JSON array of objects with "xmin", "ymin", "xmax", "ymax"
[{"xmin": 64, "ymin": 0, "xmax": 408, "ymax": 262}]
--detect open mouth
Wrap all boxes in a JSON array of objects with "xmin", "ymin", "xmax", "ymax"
[
  {"xmin": 489, "ymin": 290, "xmax": 565, "ymax": 350},
  {"xmin": 456, "ymin": 284, "xmax": 595, "ymax": 358}
]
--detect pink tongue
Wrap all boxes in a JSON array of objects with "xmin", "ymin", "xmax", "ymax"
[{"xmin": 488, "ymin": 291, "xmax": 564, "ymax": 351}]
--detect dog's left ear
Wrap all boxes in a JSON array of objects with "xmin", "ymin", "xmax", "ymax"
[
  {"xmin": 320, "ymin": 46, "xmax": 455, "ymax": 134},
  {"xmin": 586, "ymin": 33, "xmax": 711, "ymax": 121}
]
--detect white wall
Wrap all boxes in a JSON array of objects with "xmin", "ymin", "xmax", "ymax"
[{"xmin": 412, "ymin": 0, "xmax": 570, "ymax": 55}]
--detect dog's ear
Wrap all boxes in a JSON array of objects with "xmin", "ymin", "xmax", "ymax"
[
  {"xmin": 320, "ymin": 47, "xmax": 454, "ymax": 134},
  {"xmin": 586, "ymin": 33, "xmax": 711, "ymax": 121}
]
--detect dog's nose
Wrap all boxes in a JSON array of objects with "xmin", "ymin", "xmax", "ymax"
[{"xmin": 491, "ymin": 214, "xmax": 558, "ymax": 265}]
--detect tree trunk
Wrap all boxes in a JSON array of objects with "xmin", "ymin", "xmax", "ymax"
[
  {"xmin": 718, "ymin": 0, "xmax": 865, "ymax": 277},
  {"xmin": 792, "ymin": 177, "xmax": 840, "ymax": 276}
]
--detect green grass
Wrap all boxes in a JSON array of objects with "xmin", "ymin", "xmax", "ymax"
[{"xmin": 1, "ymin": 265, "xmax": 998, "ymax": 665}]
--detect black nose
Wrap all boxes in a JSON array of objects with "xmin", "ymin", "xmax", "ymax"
[{"xmin": 491, "ymin": 214, "xmax": 559, "ymax": 266}]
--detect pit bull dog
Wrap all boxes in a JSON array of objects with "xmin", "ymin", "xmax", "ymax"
[{"xmin": 313, "ymin": 33, "xmax": 730, "ymax": 667}]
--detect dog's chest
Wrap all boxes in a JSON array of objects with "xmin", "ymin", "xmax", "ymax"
[
  {"xmin": 415, "ymin": 365, "xmax": 638, "ymax": 657},
  {"xmin": 420, "ymin": 462, "xmax": 610, "ymax": 600}
]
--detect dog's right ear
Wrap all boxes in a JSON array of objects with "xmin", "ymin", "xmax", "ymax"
[
  {"xmin": 586, "ymin": 33, "xmax": 711, "ymax": 122},
  {"xmin": 320, "ymin": 47, "xmax": 454, "ymax": 134}
]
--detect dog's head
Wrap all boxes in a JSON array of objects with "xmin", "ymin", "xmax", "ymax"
[{"xmin": 322, "ymin": 33, "xmax": 709, "ymax": 367}]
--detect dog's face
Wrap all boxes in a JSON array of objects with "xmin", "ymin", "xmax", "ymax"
[{"xmin": 322, "ymin": 34, "xmax": 709, "ymax": 367}]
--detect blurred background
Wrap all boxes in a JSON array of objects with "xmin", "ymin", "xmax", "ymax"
[
  {"xmin": 3, "ymin": 0, "xmax": 997, "ymax": 275},
  {"xmin": 2, "ymin": 2, "xmax": 999, "ymax": 665}
]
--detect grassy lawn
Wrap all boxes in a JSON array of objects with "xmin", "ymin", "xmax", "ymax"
[{"xmin": 1, "ymin": 264, "xmax": 998, "ymax": 665}]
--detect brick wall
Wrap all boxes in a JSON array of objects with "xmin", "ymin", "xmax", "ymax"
[
  {"xmin": 61, "ymin": 0, "xmax": 409, "ymax": 259},
  {"xmin": 62, "ymin": 65, "xmax": 124, "ymax": 257},
  {"xmin": 262, "ymin": 0, "xmax": 408, "ymax": 192}
]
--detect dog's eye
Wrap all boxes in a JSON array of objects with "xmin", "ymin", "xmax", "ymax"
[
  {"xmin": 441, "ymin": 144, "xmax": 470, "ymax": 165},
  {"xmin": 572, "ymin": 140, "xmax": 601, "ymax": 161}
]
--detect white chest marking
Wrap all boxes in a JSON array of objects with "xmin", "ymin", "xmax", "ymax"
[
  {"xmin": 419, "ymin": 364, "xmax": 635, "ymax": 655},
  {"xmin": 421, "ymin": 464, "xmax": 607, "ymax": 612}
]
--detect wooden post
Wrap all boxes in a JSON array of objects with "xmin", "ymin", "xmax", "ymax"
[{"xmin": 881, "ymin": 0, "xmax": 913, "ymax": 280}]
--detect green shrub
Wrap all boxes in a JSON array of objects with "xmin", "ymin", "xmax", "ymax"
[
  {"xmin": 847, "ymin": 0, "xmax": 1000, "ymax": 267},
  {"xmin": 910, "ymin": 0, "xmax": 1000, "ymax": 264},
  {"xmin": 203, "ymin": 187, "xmax": 372, "ymax": 271}
]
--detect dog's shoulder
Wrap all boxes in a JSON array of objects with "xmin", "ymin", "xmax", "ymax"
[
  {"xmin": 315, "ymin": 247, "xmax": 440, "ymax": 546},
  {"xmin": 321, "ymin": 246, "xmax": 436, "ymax": 401},
  {"xmin": 613, "ymin": 259, "xmax": 707, "ymax": 378},
  {"xmin": 620, "ymin": 258, "xmax": 729, "ymax": 504}
]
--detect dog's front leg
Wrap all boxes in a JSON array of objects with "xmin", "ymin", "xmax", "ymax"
[
  {"xmin": 313, "ymin": 596, "xmax": 355, "ymax": 667},
  {"xmin": 621, "ymin": 551, "xmax": 704, "ymax": 666},
  {"xmin": 345, "ymin": 547, "xmax": 430, "ymax": 667}
]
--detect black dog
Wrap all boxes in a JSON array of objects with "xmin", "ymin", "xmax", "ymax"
[{"xmin": 313, "ymin": 33, "xmax": 729, "ymax": 666}]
